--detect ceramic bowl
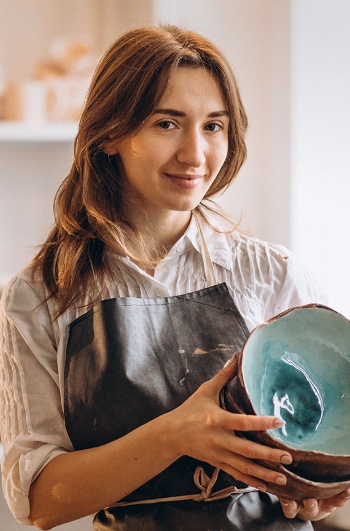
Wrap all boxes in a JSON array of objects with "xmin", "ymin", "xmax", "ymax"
[
  {"xmin": 257, "ymin": 462, "xmax": 350, "ymax": 501},
  {"xmin": 223, "ymin": 304, "xmax": 350, "ymax": 485}
]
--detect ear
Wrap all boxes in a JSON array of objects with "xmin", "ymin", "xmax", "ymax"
[{"xmin": 103, "ymin": 139, "xmax": 120, "ymax": 156}]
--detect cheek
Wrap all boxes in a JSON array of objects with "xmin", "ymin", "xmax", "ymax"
[
  {"xmin": 126, "ymin": 137, "xmax": 166, "ymax": 167},
  {"xmin": 213, "ymin": 143, "xmax": 229, "ymax": 170},
  {"xmin": 119, "ymin": 150, "xmax": 160, "ymax": 187}
]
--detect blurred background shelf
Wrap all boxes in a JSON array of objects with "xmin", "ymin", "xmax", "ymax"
[{"xmin": 0, "ymin": 121, "xmax": 78, "ymax": 142}]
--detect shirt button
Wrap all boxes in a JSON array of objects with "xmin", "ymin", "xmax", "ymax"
[
  {"xmin": 155, "ymin": 288, "xmax": 164, "ymax": 297},
  {"xmin": 176, "ymin": 243, "xmax": 185, "ymax": 254}
]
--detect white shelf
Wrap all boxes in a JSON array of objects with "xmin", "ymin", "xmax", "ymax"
[{"xmin": 0, "ymin": 121, "xmax": 78, "ymax": 143}]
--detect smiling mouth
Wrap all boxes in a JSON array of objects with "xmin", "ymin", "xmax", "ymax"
[
  {"xmin": 164, "ymin": 173, "xmax": 204, "ymax": 188},
  {"xmin": 165, "ymin": 173, "xmax": 204, "ymax": 181}
]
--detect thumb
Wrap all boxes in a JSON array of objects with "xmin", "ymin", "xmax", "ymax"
[{"xmin": 206, "ymin": 353, "xmax": 239, "ymax": 394}]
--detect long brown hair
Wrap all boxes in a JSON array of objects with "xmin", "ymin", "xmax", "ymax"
[{"xmin": 32, "ymin": 24, "xmax": 248, "ymax": 315}]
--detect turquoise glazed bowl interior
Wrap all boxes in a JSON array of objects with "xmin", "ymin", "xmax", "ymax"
[
  {"xmin": 241, "ymin": 305, "xmax": 350, "ymax": 453},
  {"xmin": 234, "ymin": 304, "xmax": 350, "ymax": 484}
]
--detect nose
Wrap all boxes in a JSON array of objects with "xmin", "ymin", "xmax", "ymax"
[{"xmin": 176, "ymin": 129, "xmax": 206, "ymax": 168}]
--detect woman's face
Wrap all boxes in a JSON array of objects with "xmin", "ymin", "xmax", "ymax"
[{"xmin": 107, "ymin": 66, "xmax": 229, "ymax": 220}]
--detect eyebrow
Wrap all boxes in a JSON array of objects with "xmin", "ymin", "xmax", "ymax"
[{"xmin": 152, "ymin": 108, "xmax": 229, "ymax": 118}]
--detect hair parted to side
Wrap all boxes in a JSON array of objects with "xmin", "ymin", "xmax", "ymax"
[{"xmin": 32, "ymin": 24, "xmax": 248, "ymax": 315}]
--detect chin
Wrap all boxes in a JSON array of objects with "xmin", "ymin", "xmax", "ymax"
[{"xmin": 166, "ymin": 197, "xmax": 204, "ymax": 213}]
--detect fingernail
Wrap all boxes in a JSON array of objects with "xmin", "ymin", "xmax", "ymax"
[
  {"xmin": 280, "ymin": 500, "xmax": 290, "ymax": 507},
  {"xmin": 305, "ymin": 500, "xmax": 316, "ymax": 509},
  {"xmin": 276, "ymin": 476, "xmax": 287, "ymax": 485},
  {"xmin": 273, "ymin": 417, "xmax": 285, "ymax": 428},
  {"xmin": 280, "ymin": 454, "xmax": 293, "ymax": 465},
  {"xmin": 225, "ymin": 355, "xmax": 237, "ymax": 366},
  {"xmin": 258, "ymin": 484, "xmax": 267, "ymax": 493}
]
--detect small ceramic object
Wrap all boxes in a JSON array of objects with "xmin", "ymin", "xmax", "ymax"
[{"xmin": 223, "ymin": 304, "xmax": 350, "ymax": 486}]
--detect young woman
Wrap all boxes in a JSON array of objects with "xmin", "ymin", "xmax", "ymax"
[{"xmin": 1, "ymin": 25, "xmax": 349, "ymax": 531}]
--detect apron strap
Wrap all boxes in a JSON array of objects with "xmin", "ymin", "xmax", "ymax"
[
  {"xmin": 193, "ymin": 210, "xmax": 218, "ymax": 287},
  {"xmin": 107, "ymin": 466, "xmax": 257, "ymax": 508}
]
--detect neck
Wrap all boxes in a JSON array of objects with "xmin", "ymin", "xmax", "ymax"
[
  {"xmin": 129, "ymin": 206, "xmax": 192, "ymax": 250},
  {"xmin": 148, "ymin": 211, "xmax": 192, "ymax": 253}
]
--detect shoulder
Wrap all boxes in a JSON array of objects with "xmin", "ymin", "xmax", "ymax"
[
  {"xmin": 198, "ymin": 204, "xmax": 292, "ymax": 289},
  {"xmin": 228, "ymin": 231, "xmax": 327, "ymax": 321},
  {"xmin": 229, "ymin": 231, "xmax": 326, "ymax": 299},
  {"xmin": 199, "ymin": 211, "xmax": 327, "ymax": 326},
  {"xmin": 198, "ymin": 205, "xmax": 324, "ymax": 305},
  {"xmin": 199, "ymin": 203, "xmax": 289, "ymax": 266},
  {"xmin": 225, "ymin": 230, "xmax": 291, "ymax": 290},
  {"xmin": 0, "ymin": 268, "xmax": 62, "ymax": 340},
  {"xmin": 228, "ymin": 230, "xmax": 290, "ymax": 264},
  {"xmin": 1, "ymin": 267, "xmax": 48, "ymax": 313}
]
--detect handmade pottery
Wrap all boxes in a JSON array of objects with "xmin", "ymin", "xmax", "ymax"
[
  {"xmin": 259, "ymin": 462, "xmax": 350, "ymax": 501},
  {"xmin": 223, "ymin": 304, "xmax": 350, "ymax": 484}
]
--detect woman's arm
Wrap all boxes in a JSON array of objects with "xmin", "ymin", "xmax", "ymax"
[{"xmin": 29, "ymin": 359, "xmax": 293, "ymax": 530}]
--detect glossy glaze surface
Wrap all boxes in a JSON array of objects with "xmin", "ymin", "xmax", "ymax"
[{"xmin": 241, "ymin": 306, "xmax": 350, "ymax": 454}]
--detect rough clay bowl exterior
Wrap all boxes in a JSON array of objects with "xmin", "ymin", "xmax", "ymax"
[
  {"xmin": 258, "ymin": 463, "xmax": 350, "ymax": 501},
  {"xmin": 223, "ymin": 304, "xmax": 350, "ymax": 485}
]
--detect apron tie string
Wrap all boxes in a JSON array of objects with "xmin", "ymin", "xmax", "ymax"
[{"xmin": 107, "ymin": 466, "xmax": 257, "ymax": 509}]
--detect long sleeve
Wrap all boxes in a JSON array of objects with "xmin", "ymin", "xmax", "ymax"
[{"xmin": 0, "ymin": 277, "xmax": 73, "ymax": 524}]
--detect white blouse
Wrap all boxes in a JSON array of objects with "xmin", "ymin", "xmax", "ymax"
[{"xmin": 0, "ymin": 211, "xmax": 327, "ymax": 524}]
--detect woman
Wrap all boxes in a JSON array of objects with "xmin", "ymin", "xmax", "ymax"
[{"xmin": 0, "ymin": 25, "xmax": 349, "ymax": 530}]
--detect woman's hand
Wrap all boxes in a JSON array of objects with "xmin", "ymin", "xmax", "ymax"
[
  {"xmin": 167, "ymin": 355, "xmax": 293, "ymax": 492},
  {"xmin": 279, "ymin": 489, "xmax": 350, "ymax": 521}
]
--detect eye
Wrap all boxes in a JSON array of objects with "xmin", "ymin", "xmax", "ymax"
[
  {"xmin": 204, "ymin": 122, "xmax": 223, "ymax": 132},
  {"xmin": 156, "ymin": 120, "xmax": 177, "ymax": 130}
]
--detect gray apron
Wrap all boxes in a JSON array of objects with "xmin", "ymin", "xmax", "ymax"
[{"xmin": 63, "ymin": 221, "xmax": 313, "ymax": 530}]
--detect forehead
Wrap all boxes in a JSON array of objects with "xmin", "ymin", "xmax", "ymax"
[{"xmin": 158, "ymin": 66, "xmax": 227, "ymax": 109}]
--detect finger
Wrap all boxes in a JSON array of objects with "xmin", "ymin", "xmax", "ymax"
[
  {"xmin": 225, "ymin": 433, "xmax": 292, "ymax": 466},
  {"xmin": 336, "ymin": 488, "xmax": 350, "ymax": 506},
  {"xmin": 324, "ymin": 488, "xmax": 350, "ymax": 508},
  {"xmin": 205, "ymin": 354, "xmax": 239, "ymax": 394},
  {"xmin": 224, "ymin": 411, "xmax": 286, "ymax": 433},
  {"xmin": 222, "ymin": 451, "xmax": 289, "ymax": 487},
  {"xmin": 279, "ymin": 490, "xmax": 350, "ymax": 522},
  {"xmin": 203, "ymin": 357, "xmax": 289, "ymax": 433},
  {"xmin": 279, "ymin": 498, "xmax": 302, "ymax": 519},
  {"xmin": 220, "ymin": 464, "xmax": 267, "ymax": 493},
  {"xmin": 298, "ymin": 499, "xmax": 320, "ymax": 520},
  {"xmin": 315, "ymin": 488, "xmax": 350, "ymax": 515}
]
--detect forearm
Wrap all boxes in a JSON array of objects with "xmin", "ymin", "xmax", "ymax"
[
  {"xmin": 29, "ymin": 412, "xmax": 178, "ymax": 530},
  {"xmin": 28, "ymin": 360, "xmax": 295, "ymax": 530}
]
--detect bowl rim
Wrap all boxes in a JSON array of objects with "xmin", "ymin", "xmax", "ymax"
[{"xmin": 235, "ymin": 303, "xmax": 350, "ymax": 459}]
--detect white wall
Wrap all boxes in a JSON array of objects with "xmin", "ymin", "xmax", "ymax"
[
  {"xmin": 290, "ymin": 0, "xmax": 350, "ymax": 317},
  {"xmin": 0, "ymin": 143, "xmax": 72, "ymax": 283}
]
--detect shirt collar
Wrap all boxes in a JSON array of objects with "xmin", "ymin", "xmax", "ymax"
[{"xmin": 169, "ymin": 208, "xmax": 232, "ymax": 270}]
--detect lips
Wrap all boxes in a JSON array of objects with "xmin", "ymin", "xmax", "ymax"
[
  {"xmin": 164, "ymin": 173, "xmax": 204, "ymax": 188},
  {"xmin": 165, "ymin": 173, "xmax": 203, "ymax": 180}
]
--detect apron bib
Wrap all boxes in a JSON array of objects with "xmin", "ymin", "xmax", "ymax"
[{"xmin": 63, "ymin": 217, "xmax": 313, "ymax": 530}]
